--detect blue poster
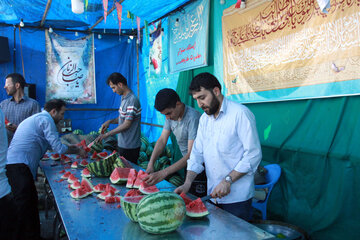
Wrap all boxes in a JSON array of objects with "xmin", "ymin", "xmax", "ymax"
[{"xmin": 168, "ymin": 0, "xmax": 209, "ymax": 73}]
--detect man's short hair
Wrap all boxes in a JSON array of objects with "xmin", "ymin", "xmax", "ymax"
[
  {"xmin": 106, "ymin": 72, "xmax": 128, "ymax": 86},
  {"xmin": 189, "ymin": 72, "xmax": 221, "ymax": 93},
  {"xmin": 44, "ymin": 99, "xmax": 66, "ymax": 112},
  {"xmin": 154, "ymin": 88, "xmax": 180, "ymax": 112},
  {"xmin": 6, "ymin": 73, "xmax": 26, "ymax": 89}
]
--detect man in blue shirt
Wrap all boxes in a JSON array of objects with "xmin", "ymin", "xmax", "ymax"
[
  {"xmin": 6, "ymin": 99, "xmax": 87, "ymax": 240},
  {"xmin": 175, "ymin": 73, "xmax": 262, "ymax": 221},
  {"xmin": 0, "ymin": 73, "xmax": 40, "ymax": 144}
]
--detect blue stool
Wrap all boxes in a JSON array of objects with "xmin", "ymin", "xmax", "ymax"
[{"xmin": 252, "ymin": 164, "xmax": 281, "ymax": 220}]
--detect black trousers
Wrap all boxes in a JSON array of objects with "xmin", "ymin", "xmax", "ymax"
[
  {"xmin": 6, "ymin": 164, "xmax": 41, "ymax": 240},
  {"xmin": 117, "ymin": 146, "xmax": 140, "ymax": 164},
  {"xmin": 0, "ymin": 193, "xmax": 18, "ymax": 240}
]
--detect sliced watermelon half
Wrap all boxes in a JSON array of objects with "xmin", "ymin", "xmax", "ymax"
[
  {"xmin": 81, "ymin": 168, "xmax": 91, "ymax": 178},
  {"xmin": 139, "ymin": 183, "xmax": 159, "ymax": 195},
  {"xmin": 110, "ymin": 167, "xmax": 131, "ymax": 184},
  {"xmin": 51, "ymin": 153, "xmax": 60, "ymax": 160},
  {"xmin": 79, "ymin": 159, "xmax": 89, "ymax": 167},
  {"xmin": 60, "ymin": 154, "xmax": 68, "ymax": 160},
  {"xmin": 186, "ymin": 198, "xmax": 209, "ymax": 218},
  {"xmin": 126, "ymin": 168, "xmax": 138, "ymax": 188},
  {"xmin": 180, "ymin": 192, "xmax": 193, "ymax": 205},
  {"xmin": 71, "ymin": 161, "xmax": 78, "ymax": 168},
  {"xmin": 70, "ymin": 188, "xmax": 91, "ymax": 200},
  {"xmin": 121, "ymin": 195, "xmax": 145, "ymax": 222},
  {"xmin": 124, "ymin": 189, "xmax": 142, "ymax": 197}
]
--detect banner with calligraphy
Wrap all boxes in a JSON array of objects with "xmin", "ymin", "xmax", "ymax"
[
  {"xmin": 168, "ymin": 0, "xmax": 209, "ymax": 73},
  {"xmin": 45, "ymin": 31, "xmax": 96, "ymax": 104},
  {"xmin": 222, "ymin": 0, "xmax": 360, "ymax": 102}
]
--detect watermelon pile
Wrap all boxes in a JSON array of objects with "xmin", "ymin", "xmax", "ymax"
[{"xmin": 70, "ymin": 178, "xmax": 94, "ymax": 200}]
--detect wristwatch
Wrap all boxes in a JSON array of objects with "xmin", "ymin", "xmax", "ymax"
[{"xmin": 225, "ymin": 175, "xmax": 233, "ymax": 184}]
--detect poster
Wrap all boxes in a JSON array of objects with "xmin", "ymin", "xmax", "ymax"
[
  {"xmin": 168, "ymin": 0, "xmax": 210, "ymax": 73},
  {"xmin": 45, "ymin": 31, "xmax": 96, "ymax": 104},
  {"xmin": 222, "ymin": 0, "xmax": 360, "ymax": 102},
  {"xmin": 149, "ymin": 26, "xmax": 163, "ymax": 77}
]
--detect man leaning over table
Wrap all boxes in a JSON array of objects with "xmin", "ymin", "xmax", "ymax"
[
  {"xmin": 6, "ymin": 99, "xmax": 87, "ymax": 240},
  {"xmin": 175, "ymin": 72, "xmax": 262, "ymax": 221}
]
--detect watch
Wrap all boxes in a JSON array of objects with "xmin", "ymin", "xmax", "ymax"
[{"xmin": 225, "ymin": 175, "xmax": 233, "ymax": 184}]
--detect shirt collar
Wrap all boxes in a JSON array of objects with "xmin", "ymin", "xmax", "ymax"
[
  {"xmin": 208, "ymin": 97, "xmax": 227, "ymax": 120},
  {"xmin": 10, "ymin": 95, "xmax": 28, "ymax": 103}
]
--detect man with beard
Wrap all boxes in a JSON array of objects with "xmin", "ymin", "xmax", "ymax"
[
  {"xmin": 6, "ymin": 99, "xmax": 87, "ymax": 240},
  {"xmin": 175, "ymin": 72, "xmax": 262, "ymax": 221},
  {"xmin": 0, "ymin": 73, "xmax": 40, "ymax": 144}
]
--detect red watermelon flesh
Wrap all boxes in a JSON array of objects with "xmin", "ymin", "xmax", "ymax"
[
  {"xmin": 105, "ymin": 196, "xmax": 121, "ymax": 203},
  {"xmin": 70, "ymin": 181, "xmax": 81, "ymax": 190},
  {"xmin": 81, "ymin": 168, "xmax": 91, "ymax": 177},
  {"xmin": 70, "ymin": 188, "xmax": 90, "ymax": 199},
  {"xmin": 42, "ymin": 154, "xmax": 50, "ymax": 159},
  {"xmin": 105, "ymin": 183, "xmax": 119, "ymax": 193},
  {"xmin": 110, "ymin": 167, "xmax": 131, "ymax": 184},
  {"xmin": 186, "ymin": 198, "xmax": 209, "ymax": 218},
  {"xmin": 61, "ymin": 171, "xmax": 72, "ymax": 179},
  {"xmin": 59, "ymin": 170, "xmax": 65, "ymax": 174},
  {"xmin": 91, "ymin": 151, "xmax": 98, "ymax": 159},
  {"xmin": 76, "ymin": 155, "xmax": 81, "ymax": 159},
  {"xmin": 80, "ymin": 178, "xmax": 94, "ymax": 193},
  {"xmin": 97, "ymin": 152, "xmax": 108, "ymax": 158},
  {"xmin": 60, "ymin": 154, "xmax": 67, "ymax": 160},
  {"xmin": 77, "ymin": 139, "xmax": 87, "ymax": 148},
  {"xmin": 93, "ymin": 183, "xmax": 107, "ymax": 192},
  {"xmin": 71, "ymin": 161, "xmax": 78, "ymax": 168},
  {"xmin": 133, "ymin": 170, "xmax": 148, "ymax": 189},
  {"xmin": 97, "ymin": 189, "xmax": 116, "ymax": 200},
  {"xmin": 180, "ymin": 192, "xmax": 193, "ymax": 205},
  {"xmin": 67, "ymin": 174, "xmax": 79, "ymax": 184},
  {"xmin": 139, "ymin": 183, "xmax": 159, "ymax": 195},
  {"xmin": 51, "ymin": 153, "xmax": 60, "ymax": 160},
  {"xmin": 80, "ymin": 159, "xmax": 88, "ymax": 166},
  {"xmin": 126, "ymin": 169, "xmax": 138, "ymax": 188},
  {"xmin": 124, "ymin": 189, "xmax": 142, "ymax": 197}
]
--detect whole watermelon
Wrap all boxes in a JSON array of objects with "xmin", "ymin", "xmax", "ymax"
[{"xmin": 137, "ymin": 192, "xmax": 186, "ymax": 234}]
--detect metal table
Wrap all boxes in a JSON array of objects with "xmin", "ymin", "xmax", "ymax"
[{"xmin": 40, "ymin": 157, "xmax": 274, "ymax": 240}]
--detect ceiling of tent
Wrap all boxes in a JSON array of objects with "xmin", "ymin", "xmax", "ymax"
[{"xmin": 0, "ymin": 0, "xmax": 192, "ymax": 34}]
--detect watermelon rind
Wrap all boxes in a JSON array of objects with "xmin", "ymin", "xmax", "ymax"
[
  {"xmin": 70, "ymin": 188, "xmax": 90, "ymax": 200},
  {"xmin": 87, "ymin": 154, "xmax": 116, "ymax": 177},
  {"xmin": 137, "ymin": 192, "xmax": 186, "ymax": 234},
  {"xmin": 121, "ymin": 195, "xmax": 144, "ymax": 222}
]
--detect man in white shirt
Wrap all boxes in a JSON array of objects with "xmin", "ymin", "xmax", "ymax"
[{"xmin": 175, "ymin": 72, "xmax": 262, "ymax": 221}]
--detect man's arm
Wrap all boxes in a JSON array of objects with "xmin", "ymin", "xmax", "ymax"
[
  {"xmin": 146, "ymin": 128, "xmax": 171, "ymax": 174},
  {"xmin": 65, "ymin": 144, "xmax": 87, "ymax": 158},
  {"xmin": 174, "ymin": 170, "xmax": 198, "ymax": 194},
  {"xmin": 97, "ymin": 119, "xmax": 132, "ymax": 142}
]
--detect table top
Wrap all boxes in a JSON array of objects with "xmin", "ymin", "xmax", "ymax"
[{"xmin": 40, "ymin": 156, "xmax": 274, "ymax": 240}]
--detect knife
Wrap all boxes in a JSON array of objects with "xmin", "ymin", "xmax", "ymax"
[{"xmin": 200, "ymin": 195, "xmax": 212, "ymax": 202}]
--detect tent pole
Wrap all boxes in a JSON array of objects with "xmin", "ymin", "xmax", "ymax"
[
  {"xmin": 40, "ymin": 0, "xmax": 52, "ymax": 27},
  {"xmin": 137, "ymin": 40, "xmax": 139, "ymax": 97},
  {"xmin": 13, "ymin": 26, "xmax": 16, "ymax": 72},
  {"xmin": 88, "ymin": 0, "xmax": 125, "ymax": 32}
]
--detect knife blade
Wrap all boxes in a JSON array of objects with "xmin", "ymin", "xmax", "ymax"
[{"xmin": 200, "ymin": 195, "xmax": 212, "ymax": 202}]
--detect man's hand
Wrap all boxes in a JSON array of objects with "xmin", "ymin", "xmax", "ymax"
[
  {"xmin": 77, "ymin": 147, "xmax": 88, "ymax": 158},
  {"xmin": 6, "ymin": 123, "xmax": 17, "ymax": 132},
  {"xmin": 210, "ymin": 180, "xmax": 231, "ymax": 199},
  {"xmin": 174, "ymin": 181, "xmax": 192, "ymax": 195},
  {"xmin": 95, "ymin": 133, "xmax": 108, "ymax": 143},
  {"xmin": 144, "ymin": 170, "xmax": 167, "ymax": 186},
  {"xmin": 145, "ymin": 164, "xmax": 155, "ymax": 174},
  {"xmin": 100, "ymin": 121, "xmax": 110, "ymax": 134}
]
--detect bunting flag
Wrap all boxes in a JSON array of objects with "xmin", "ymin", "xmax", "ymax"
[
  {"xmin": 144, "ymin": 20, "xmax": 149, "ymax": 45},
  {"xmin": 127, "ymin": 11, "xmax": 134, "ymax": 30},
  {"xmin": 103, "ymin": 0, "xmax": 108, "ymax": 23},
  {"xmin": 115, "ymin": 2, "xmax": 122, "ymax": 36},
  {"xmin": 85, "ymin": 0, "xmax": 88, "ymax": 10},
  {"xmin": 136, "ymin": 16, "xmax": 141, "ymax": 42},
  {"xmin": 235, "ymin": 0, "xmax": 241, "ymax": 8}
]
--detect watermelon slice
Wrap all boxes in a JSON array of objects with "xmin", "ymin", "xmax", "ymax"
[
  {"xmin": 51, "ymin": 153, "xmax": 60, "ymax": 160},
  {"xmin": 126, "ymin": 169, "xmax": 138, "ymax": 188},
  {"xmin": 97, "ymin": 189, "xmax": 116, "ymax": 200},
  {"xmin": 180, "ymin": 192, "xmax": 193, "ymax": 205},
  {"xmin": 70, "ymin": 180, "xmax": 81, "ymax": 190},
  {"xmin": 71, "ymin": 161, "xmax": 78, "ymax": 168},
  {"xmin": 61, "ymin": 171, "xmax": 72, "ymax": 179},
  {"xmin": 42, "ymin": 154, "xmax": 50, "ymax": 160},
  {"xmin": 124, "ymin": 189, "xmax": 142, "ymax": 197},
  {"xmin": 59, "ymin": 170, "xmax": 65, "ymax": 174},
  {"xmin": 105, "ymin": 196, "xmax": 121, "ymax": 203},
  {"xmin": 81, "ymin": 168, "xmax": 91, "ymax": 178},
  {"xmin": 63, "ymin": 158, "xmax": 72, "ymax": 164},
  {"xmin": 133, "ymin": 170, "xmax": 148, "ymax": 189},
  {"xmin": 110, "ymin": 167, "xmax": 131, "ymax": 184},
  {"xmin": 93, "ymin": 183, "xmax": 107, "ymax": 192},
  {"xmin": 70, "ymin": 188, "xmax": 91, "ymax": 199},
  {"xmin": 186, "ymin": 198, "xmax": 209, "ymax": 218},
  {"xmin": 60, "ymin": 154, "xmax": 68, "ymax": 160},
  {"xmin": 97, "ymin": 152, "xmax": 108, "ymax": 159},
  {"xmin": 80, "ymin": 178, "xmax": 94, "ymax": 194},
  {"xmin": 91, "ymin": 151, "xmax": 98, "ymax": 159},
  {"xmin": 139, "ymin": 183, "xmax": 159, "ymax": 195},
  {"xmin": 80, "ymin": 159, "xmax": 89, "ymax": 167},
  {"xmin": 67, "ymin": 174, "xmax": 79, "ymax": 184},
  {"xmin": 77, "ymin": 139, "xmax": 87, "ymax": 148}
]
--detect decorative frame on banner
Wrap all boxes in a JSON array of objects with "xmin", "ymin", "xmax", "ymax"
[
  {"xmin": 222, "ymin": 0, "xmax": 360, "ymax": 103},
  {"xmin": 45, "ymin": 30, "xmax": 96, "ymax": 104},
  {"xmin": 168, "ymin": 0, "xmax": 210, "ymax": 73}
]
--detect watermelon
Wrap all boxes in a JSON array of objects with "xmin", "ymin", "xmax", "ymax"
[
  {"xmin": 42, "ymin": 154, "xmax": 50, "ymax": 160},
  {"xmin": 110, "ymin": 167, "xmax": 131, "ymax": 184},
  {"xmin": 81, "ymin": 168, "xmax": 91, "ymax": 178},
  {"xmin": 67, "ymin": 174, "xmax": 79, "ymax": 184},
  {"xmin": 61, "ymin": 171, "xmax": 72, "ymax": 179},
  {"xmin": 140, "ymin": 142, "xmax": 147, "ymax": 152},
  {"xmin": 89, "ymin": 131, "xmax": 98, "ymax": 135},
  {"xmin": 140, "ymin": 135, "xmax": 150, "ymax": 147},
  {"xmin": 73, "ymin": 129, "xmax": 83, "ymax": 135},
  {"xmin": 165, "ymin": 145, "xmax": 172, "ymax": 158},
  {"xmin": 93, "ymin": 183, "xmax": 107, "ymax": 192},
  {"xmin": 70, "ymin": 188, "xmax": 91, "ymax": 199},
  {"xmin": 88, "ymin": 140, "xmax": 103, "ymax": 153},
  {"xmin": 77, "ymin": 139, "xmax": 87, "ymax": 147},
  {"xmin": 126, "ymin": 169, "xmax": 138, "ymax": 188},
  {"xmin": 91, "ymin": 151, "xmax": 98, "ymax": 159},
  {"xmin": 139, "ymin": 182, "xmax": 159, "ymax": 195},
  {"xmin": 121, "ymin": 195, "xmax": 145, "ymax": 222},
  {"xmin": 113, "ymin": 157, "xmax": 126, "ymax": 168},
  {"xmin": 137, "ymin": 192, "xmax": 186, "ymax": 234},
  {"xmin": 145, "ymin": 146, "xmax": 154, "ymax": 157},
  {"xmin": 133, "ymin": 170, "xmax": 148, "ymax": 189},
  {"xmin": 97, "ymin": 185, "xmax": 118, "ymax": 200},
  {"xmin": 124, "ymin": 189, "xmax": 142, "ymax": 197},
  {"xmin": 186, "ymin": 198, "xmax": 209, "ymax": 218},
  {"xmin": 63, "ymin": 158, "xmax": 72, "ymax": 164},
  {"xmin": 179, "ymin": 192, "xmax": 192, "ymax": 205},
  {"xmin": 105, "ymin": 196, "xmax": 121, "ymax": 203},
  {"xmin": 87, "ymin": 154, "xmax": 116, "ymax": 177},
  {"xmin": 97, "ymin": 152, "xmax": 108, "ymax": 158},
  {"xmin": 137, "ymin": 151, "xmax": 148, "ymax": 163},
  {"xmin": 138, "ymin": 161, "xmax": 149, "ymax": 170},
  {"xmin": 168, "ymin": 175, "xmax": 184, "ymax": 187},
  {"xmin": 80, "ymin": 178, "xmax": 94, "ymax": 194},
  {"xmin": 70, "ymin": 181, "xmax": 81, "ymax": 190},
  {"xmin": 51, "ymin": 153, "xmax": 60, "ymax": 160},
  {"xmin": 60, "ymin": 154, "xmax": 68, "ymax": 160},
  {"xmin": 71, "ymin": 161, "xmax": 78, "ymax": 168},
  {"xmin": 80, "ymin": 159, "xmax": 89, "ymax": 167}
]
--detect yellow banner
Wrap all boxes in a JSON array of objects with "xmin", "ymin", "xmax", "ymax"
[{"xmin": 222, "ymin": 0, "xmax": 360, "ymax": 95}]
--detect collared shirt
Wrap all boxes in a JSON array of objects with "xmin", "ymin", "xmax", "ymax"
[
  {"xmin": 0, "ymin": 110, "xmax": 11, "ymax": 198},
  {"xmin": 187, "ymin": 97, "xmax": 262, "ymax": 204},
  {"xmin": 0, "ymin": 95, "xmax": 40, "ymax": 144},
  {"xmin": 118, "ymin": 91, "xmax": 141, "ymax": 149},
  {"xmin": 163, "ymin": 105, "xmax": 201, "ymax": 156},
  {"xmin": 6, "ymin": 111, "xmax": 68, "ymax": 179}
]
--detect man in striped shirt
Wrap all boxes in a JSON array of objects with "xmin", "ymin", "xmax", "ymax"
[{"xmin": 97, "ymin": 72, "xmax": 141, "ymax": 164}]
